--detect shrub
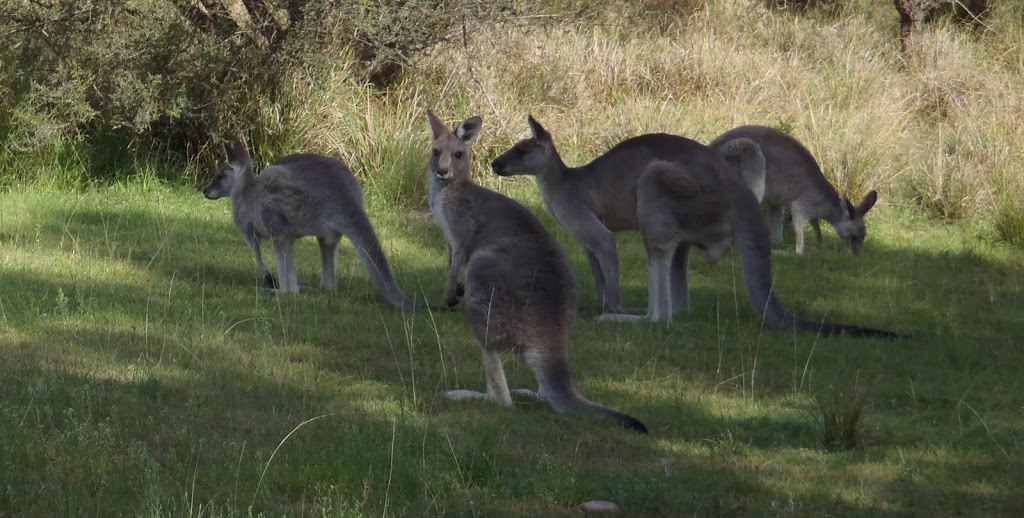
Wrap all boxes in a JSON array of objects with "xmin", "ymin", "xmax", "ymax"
[
  {"xmin": 0, "ymin": 0, "xmax": 513, "ymax": 182},
  {"xmin": 817, "ymin": 378, "xmax": 874, "ymax": 451}
]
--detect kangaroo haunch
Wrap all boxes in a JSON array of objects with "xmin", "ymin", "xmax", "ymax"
[
  {"xmin": 427, "ymin": 110, "xmax": 647, "ymax": 433},
  {"xmin": 203, "ymin": 140, "xmax": 416, "ymax": 310},
  {"xmin": 492, "ymin": 116, "xmax": 897, "ymax": 338}
]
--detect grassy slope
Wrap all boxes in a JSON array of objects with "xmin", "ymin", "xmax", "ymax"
[{"xmin": 1, "ymin": 179, "xmax": 1021, "ymax": 516}]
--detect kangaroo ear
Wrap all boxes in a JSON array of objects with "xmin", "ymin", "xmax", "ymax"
[
  {"xmin": 857, "ymin": 190, "xmax": 878, "ymax": 215},
  {"xmin": 456, "ymin": 116, "xmax": 482, "ymax": 145},
  {"xmin": 225, "ymin": 139, "xmax": 251, "ymax": 166},
  {"xmin": 426, "ymin": 109, "xmax": 449, "ymax": 140},
  {"xmin": 527, "ymin": 115, "xmax": 551, "ymax": 142},
  {"xmin": 842, "ymin": 196, "xmax": 857, "ymax": 220}
]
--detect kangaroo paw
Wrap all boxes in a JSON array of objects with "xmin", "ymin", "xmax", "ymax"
[{"xmin": 262, "ymin": 273, "xmax": 279, "ymax": 290}]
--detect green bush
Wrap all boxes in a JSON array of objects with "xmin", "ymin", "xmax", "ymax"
[{"xmin": 0, "ymin": 0, "xmax": 513, "ymax": 183}]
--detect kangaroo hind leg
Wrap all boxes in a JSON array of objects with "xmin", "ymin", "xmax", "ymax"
[
  {"xmin": 766, "ymin": 205, "xmax": 785, "ymax": 245},
  {"xmin": 443, "ymin": 283, "xmax": 515, "ymax": 406},
  {"xmin": 791, "ymin": 210, "xmax": 811, "ymax": 254},
  {"xmin": 670, "ymin": 243, "xmax": 692, "ymax": 316},
  {"xmin": 271, "ymin": 238, "xmax": 299, "ymax": 293},
  {"xmin": 645, "ymin": 245, "xmax": 674, "ymax": 322},
  {"xmin": 317, "ymin": 236, "xmax": 340, "ymax": 291}
]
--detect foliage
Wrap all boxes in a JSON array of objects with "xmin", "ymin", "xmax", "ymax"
[{"xmin": 0, "ymin": 0, "xmax": 512, "ymax": 178}]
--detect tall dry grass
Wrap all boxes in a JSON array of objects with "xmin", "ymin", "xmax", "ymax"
[{"xmin": 206, "ymin": 0, "xmax": 1023, "ymax": 243}]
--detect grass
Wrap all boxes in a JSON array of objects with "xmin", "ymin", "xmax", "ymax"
[
  {"xmin": 2, "ymin": 1, "xmax": 1024, "ymax": 515},
  {"xmin": 1, "ymin": 176, "xmax": 1022, "ymax": 516}
]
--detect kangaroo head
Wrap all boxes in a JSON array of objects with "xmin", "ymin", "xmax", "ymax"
[
  {"xmin": 834, "ymin": 190, "xmax": 878, "ymax": 255},
  {"xmin": 426, "ymin": 110, "xmax": 481, "ymax": 182},
  {"xmin": 203, "ymin": 140, "xmax": 253, "ymax": 199},
  {"xmin": 491, "ymin": 115, "xmax": 557, "ymax": 177}
]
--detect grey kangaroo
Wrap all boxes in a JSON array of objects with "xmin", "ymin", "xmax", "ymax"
[
  {"xmin": 426, "ymin": 110, "xmax": 647, "ymax": 432},
  {"xmin": 203, "ymin": 140, "xmax": 417, "ymax": 310},
  {"xmin": 710, "ymin": 125, "xmax": 878, "ymax": 255},
  {"xmin": 491, "ymin": 116, "xmax": 896, "ymax": 337}
]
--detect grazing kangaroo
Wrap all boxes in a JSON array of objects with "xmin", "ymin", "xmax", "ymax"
[
  {"xmin": 203, "ymin": 140, "xmax": 417, "ymax": 310},
  {"xmin": 491, "ymin": 116, "xmax": 897, "ymax": 337},
  {"xmin": 426, "ymin": 110, "xmax": 647, "ymax": 433},
  {"xmin": 710, "ymin": 125, "xmax": 878, "ymax": 255}
]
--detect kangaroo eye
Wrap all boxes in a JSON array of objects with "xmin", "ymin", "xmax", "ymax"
[
  {"xmin": 432, "ymin": 149, "xmax": 440, "ymax": 157},
  {"xmin": 454, "ymin": 151, "xmax": 464, "ymax": 159}
]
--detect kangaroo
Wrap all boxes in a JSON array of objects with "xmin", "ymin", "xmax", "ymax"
[
  {"xmin": 203, "ymin": 140, "xmax": 417, "ymax": 310},
  {"xmin": 491, "ymin": 116, "xmax": 897, "ymax": 337},
  {"xmin": 426, "ymin": 110, "xmax": 647, "ymax": 433},
  {"xmin": 710, "ymin": 125, "xmax": 878, "ymax": 255}
]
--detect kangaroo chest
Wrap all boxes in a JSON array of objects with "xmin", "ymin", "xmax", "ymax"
[{"xmin": 429, "ymin": 182, "xmax": 457, "ymax": 248}]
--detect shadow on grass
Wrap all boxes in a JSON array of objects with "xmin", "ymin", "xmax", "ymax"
[
  {"xmin": 2, "ymin": 192, "xmax": 1024, "ymax": 515},
  {"xmin": 23, "ymin": 202, "xmax": 446, "ymax": 304}
]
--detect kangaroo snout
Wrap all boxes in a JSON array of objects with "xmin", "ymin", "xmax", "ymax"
[{"xmin": 490, "ymin": 157, "xmax": 509, "ymax": 176}]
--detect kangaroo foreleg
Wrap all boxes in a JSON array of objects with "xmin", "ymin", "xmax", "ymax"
[
  {"xmin": 445, "ymin": 244, "xmax": 467, "ymax": 307},
  {"xmin": 810, "ymin": 219, "xmax": 823, "ymax": 244},
  {"xmin": 584, "ymin": 249, "xmax": 607, "ymax": 307},
  {"xmin": 245, "ymin": 232, "xmax": 277, "ymax": 289},
  {"xmin": 585, "ymin": 232, "xmax": 622, "ymax": 314}
]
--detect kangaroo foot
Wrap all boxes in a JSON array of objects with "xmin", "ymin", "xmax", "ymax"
[
  {"xmin": 512, "ymin": 388, "xmax": 541, "ymax": 400},
  {"xmin": 441, "ymin": 389, "xmax": 487, "ymax": 401},
  {"xmin": 596, "ymin": 312, "xmax": 649, "ymax": 323}
]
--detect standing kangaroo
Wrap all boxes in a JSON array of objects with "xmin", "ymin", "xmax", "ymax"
[
  {"xmin": 710, "ymin": 125, "xmax": 878, "ymax": 255},
  {"xmin": 491, "ymin": 116, "xmax": 896, "ymax": 337},
  {"xmin": 426, "ymin": 110, "xmax": 647, "ymax": 433},
  {"xmin": 203, "ymin": 140, "xmax": 417, "ymax": 310}
]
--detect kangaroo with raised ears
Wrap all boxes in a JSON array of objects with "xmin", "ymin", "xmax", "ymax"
[
  {"xmin": 491, "ymin": 116, "xmax": 897, "ymax": 337},
  {"xmin": 203, "ymin": 139, "xmax": 418, "ymax": 310},
  {"xmin": 710, "ymin": 125, "xmax": 878, "ymax": 255},
  {"xmin": 426, "ymin": 110, "xmax": 647, "ymax": 432}
]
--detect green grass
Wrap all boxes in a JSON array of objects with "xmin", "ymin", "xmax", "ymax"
[{"xmin": 1, "ymin": 177, "xmax": 1022, "ymax": 516}]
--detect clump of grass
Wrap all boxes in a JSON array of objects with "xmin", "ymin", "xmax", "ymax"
[
  {"xmin": 817, "ymin": 378, "xmax": 873, "ymax": 452},
  {"xmin": 993, "ymin": 183, "xmax": 1024, "ymax": 247}
]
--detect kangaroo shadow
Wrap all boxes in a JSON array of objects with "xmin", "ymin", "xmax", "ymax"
[{"xmin": 23, "ymin": 201, "xmax": 447, "ymax": 303}]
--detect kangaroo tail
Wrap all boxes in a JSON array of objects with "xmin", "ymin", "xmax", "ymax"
[
  {"xmin": 535, "ymin": 352, "xmax": 648, "ymax": 434},
  {"xmin": 731, "ymin": 186, "xmax": 900, "ymax": 340},
  {"xmin": 342, "ymin": 212, "xmax": 419, "ymax": 311}
]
